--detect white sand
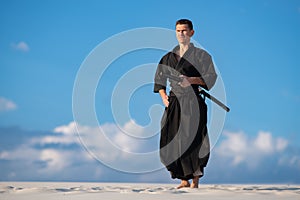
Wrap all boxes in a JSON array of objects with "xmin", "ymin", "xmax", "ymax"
[{"xmin": 1, "ymin": 182, "xmax": 299, "ymax": 200}]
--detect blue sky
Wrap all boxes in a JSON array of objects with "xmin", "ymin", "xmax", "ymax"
[{"xmin": 0, "ymin": 0, "xmax": 300, "ymax": 183}]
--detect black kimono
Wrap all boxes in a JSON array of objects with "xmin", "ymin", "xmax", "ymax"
[{"xmin": 154, "ymin": 43, "xmax": 217, "ymax": 180}]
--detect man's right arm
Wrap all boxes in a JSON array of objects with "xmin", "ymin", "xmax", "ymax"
[{"xmin": 159, "ymin": 89, "xmax": 169, "ymax": 107}]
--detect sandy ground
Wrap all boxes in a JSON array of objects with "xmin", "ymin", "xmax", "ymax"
[{"xmin": 1, "ymin": 182, "xmax": 299, "ymax": 200}]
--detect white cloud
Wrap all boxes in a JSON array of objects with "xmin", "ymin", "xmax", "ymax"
[
  {"xmin": 39, "ymin": 149, "xmax": 71, "ymax": 172},
  {"xmin": 27, "ymin": 122, "xmax": 80, "ymax": 146},
  {"xmin": 254, "ymin": 131, "xmax": 275, "ymax": 154},
  {"xmin": 0, "ymin": 122, "xmax": 94, "ymax": 175},
  {"xmin": 30, "ymin": 134, "xmax": 78, "ymax": 146},
  {"xmin": 276, "ymin": 138, "xmax": 289, "ymax": 152},
  {"xmin": 1, "ymin": 122, "xmax": 300, "ymax": 183},
  {"xmin": 11, "ymin": 41, "xmax": 30, "ymax": 52},
  {"xmin": 0, "ymin": 120, "xmax": 158, "ymax": 177},
  {"xmin": 52, "ymin": 120, "xmax": 143, "ymax": 152},
  {"xmin": 0, "ymin": 97, "xmax": 17, "ymax": 112},
  {"xmin": 0, "ymin": 144, "xmax": 94, "ymax": 176},
  {"xmin": 53, "ymin": 121, "xmax": 78, "ymax": 135},
  {"xmin": 216, "ymin": 130, "xmax": 288, "ymax": 168},
  {"xmin": 0, "ymin": 145, "xmax": 39, "ymax": 160}
]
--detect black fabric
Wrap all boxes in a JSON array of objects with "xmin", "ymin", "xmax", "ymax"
[
  {"xmin": 154, "ymin": 43, "xmax": 217, "ymax": 93},
  {"xmin": 154, "ymin": 43, "xmax": 217, "ymax": 180}
]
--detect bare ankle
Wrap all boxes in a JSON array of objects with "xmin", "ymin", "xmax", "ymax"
[
  {"xmin": 177, "ymin": 180, "xmax": 190, "ymax": 189},
  {"xmin": 190, "ymin": 176, "xmax": 199, "ymax": 188}
]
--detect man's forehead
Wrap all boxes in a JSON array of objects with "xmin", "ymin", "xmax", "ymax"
[{"xmin": 176, "ymin": 24, "xmax": 190, "ymax": 30}]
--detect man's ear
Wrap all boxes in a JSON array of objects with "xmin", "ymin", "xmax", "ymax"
[{"xmin": 189, "ymin": 30, "xmax": 195, "ymax": 37}]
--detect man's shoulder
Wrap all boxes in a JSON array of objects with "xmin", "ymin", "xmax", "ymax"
[
  {"xmin": 193, "ymin": 45, "xmax": 210, "ymax": 54},
  {"xmin": 160, "ymin": 51, "xmax": 173, "ymax": 61},
  {"xmin": 163, "ymin": 51, "xmax": 173, "ymax": 56},
  {"xmin": 192, "ymin": 46, "xmax": 212, "ymax": 59}
]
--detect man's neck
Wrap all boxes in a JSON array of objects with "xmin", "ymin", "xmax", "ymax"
[{"xmin": 178, "ymin": 43, "xmax": 190, "ymax": 56}]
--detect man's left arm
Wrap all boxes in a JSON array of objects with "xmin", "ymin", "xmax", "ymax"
[{"xmin": 191, "ymin": 51, "xmax": 217, "ymax": 90}]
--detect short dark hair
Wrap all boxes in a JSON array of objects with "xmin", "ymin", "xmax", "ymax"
[{"xmin": 176, "ymin": 19, "xmax": 193, "ymax": 30}]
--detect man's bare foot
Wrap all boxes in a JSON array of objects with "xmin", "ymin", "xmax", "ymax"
[
  {"xmin": 190, "ymin": 176, "xmax": 199, "ymax": 188},
  {"xmin": 176, "ymin": 180, "xmax": 190, "ymax": 189}
]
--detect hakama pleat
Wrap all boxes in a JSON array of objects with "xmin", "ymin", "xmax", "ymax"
[{"xmin": 160, "ymin": 91, "xmax": 210, "ymax": 180}]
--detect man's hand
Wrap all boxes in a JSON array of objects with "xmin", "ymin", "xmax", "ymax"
[
  {"xmin": 178, "ymin": 75, "xmax": 206, "ymax": 88},
  {"xmin": 178, "ymin": 75, "xmax": 191, "ymax": 88},
  {"xmin": 159, "ymin": 89, "xmax": 169, "ymax": 107},
  {"xmin": 162, "ymin": 94, "xmax": 169, "ymax": 107}
]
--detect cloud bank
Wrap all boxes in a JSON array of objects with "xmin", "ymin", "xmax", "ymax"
[
  {"xmin": 216, "ymin": 130, "xmax": 288, "ymax": 167},
  {"xmin": 0, "ymin": 122, "xmax": 299, "ymax": 183},
  {"xmin": 206, "ymin": 130, "xmax": 300, "ymax": 183}
]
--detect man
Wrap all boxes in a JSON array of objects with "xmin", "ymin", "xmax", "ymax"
[{"xmin": 154, "ymin": 19, "xmax": 217, "ymax": 189}]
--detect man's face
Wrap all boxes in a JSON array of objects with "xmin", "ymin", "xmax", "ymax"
[{"xmin": 176, "ymin": 24, "xmax": 194, "ymax": 44}]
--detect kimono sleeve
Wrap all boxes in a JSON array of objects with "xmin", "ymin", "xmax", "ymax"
[
  {"xmin": 199, "ymin": 51, "xmax": 217, "ymax": 91},
  {"xmin": 153, "ymin": 56, "xmax": 168, "ymax": 93}
]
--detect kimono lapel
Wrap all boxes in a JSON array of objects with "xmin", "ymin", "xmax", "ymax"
[{"xmin": 169, "ymin": 44, "xmax": 194, "ymax": 73}]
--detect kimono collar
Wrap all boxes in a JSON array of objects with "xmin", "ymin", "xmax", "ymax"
[{"xmin": 172, "ymin": 43, "xmax": 195, "ymax": 53}]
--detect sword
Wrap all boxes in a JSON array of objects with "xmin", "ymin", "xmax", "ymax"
[{"xmin": 162, "ymin": 73, "xmax": 230, "ymax": 112}]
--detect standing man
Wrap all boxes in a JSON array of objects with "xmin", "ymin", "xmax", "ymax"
[{"xmin": 154, "ymin": 19, "xmax": 217, "ymax": 189}]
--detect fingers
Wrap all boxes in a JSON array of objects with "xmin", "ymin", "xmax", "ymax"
[
  {"xmin": 162, "ymin": 98, "xmax": 169, "ymax": 107},
  {"xmin": 164, "ymin": 97, "xmax": 169, "ymax": 107},
  {"xmin": 178, "ymin": 78, "xmax": 190, "ymax": 88},
  {"xmin": 164, "ymin": 100, "xmax": 169, "ymax": 107},
  {"xmin": 161, "ymin": 94, "xmax": 169, "ymax": 107}
]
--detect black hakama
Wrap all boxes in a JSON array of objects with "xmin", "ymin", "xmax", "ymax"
[{"xmin": 154, "ymin": 43, "xmax": 217, "ymax": 180}]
